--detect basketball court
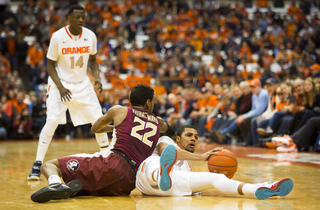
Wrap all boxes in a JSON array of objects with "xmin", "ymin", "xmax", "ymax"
[{"xmin": 0, "ymin": 138, "xmax": 319, "ymax": 209}]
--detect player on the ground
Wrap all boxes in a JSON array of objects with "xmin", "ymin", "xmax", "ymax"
[
  {"xmin": 28, "ymin": 5, "xmax": 110, "ymax": 180},
  {"xmin": 30, "ymin": 84, "xmax": 180, "ymax": 203},
  {"xmin": 136, "ymin": 125, "xmax": 294, "ymax": 200}
]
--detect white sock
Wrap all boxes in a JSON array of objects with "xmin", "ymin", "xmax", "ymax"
[
  {"xmin": 242, "ymin": 183, "xmax": 261, "ymax": 195},
  {"xmin": 95, "ymin": 133, "xmax": 109, "ymax": 150},
  {"xmin": 48, "ymin": 175, "xmax": 61, "ymax": 185},
  {"xmin": 190, "ymin": 172, "xmax": 259, "ymax": 196},
  {"xmin": 35, "ymin": 122, "xmax": 57, "ymax": 162}
]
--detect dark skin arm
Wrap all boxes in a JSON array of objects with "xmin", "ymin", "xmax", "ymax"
[
  {"xmin": 47, "ymin": 58, "xmax": 72, "ymax": 102},
  {"xmin": 157, "ymin": 142, "xmax": 222, "ymax": 161},
  {"xmin": 89, "ymin": 54, "xmax": 103, "ymax": 94}
]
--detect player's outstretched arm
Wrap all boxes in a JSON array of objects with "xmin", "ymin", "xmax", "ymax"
[
  {"xmin": 91, "ymin": 105, "xmax": 127, "ymax": 133},
  {"xmin": 158, "ymin": 142, "xmax": 222, "ymax": 161},
  {"xmin": 47, "ymin": 59, "xmax": 72, "ymax": 102}
]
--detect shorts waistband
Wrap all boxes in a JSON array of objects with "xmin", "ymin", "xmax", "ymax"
[{"xmin": 111, "ymin": 149, "xmax": 137, "ymax": 174}]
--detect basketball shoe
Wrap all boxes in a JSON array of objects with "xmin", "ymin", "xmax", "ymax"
[
  {"xmin": 257, "ymin": 127, "xmax": 273, "ymax": 136},
  {"xmin": 67, "ymin": 179, "xmax": 83, "ymax": 197},
  {"xmin": 271, "ymin": 135, "xmax": 293, "ymax": 147},
  {"xmin": 27, "ymin": 161, "xmax": 42, "ymax": 180},
  {"xmin": 158, "ymin": 145, "xmax": 177, "ymax": 191},
  {"xmin": 276, "ymin": 143, "xmax": 298, "ymax": 153},
  {"xmin": 31, "ymin": 182, "xmax": 74, "ymax": 203},
  {"xmin": 254, "ymin": 178, "xmax": 294, "ymax": 200}
]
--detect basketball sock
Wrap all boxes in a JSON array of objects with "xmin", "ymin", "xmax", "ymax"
[
  {"xmin": 190, "ymin": 172, "xmax": 258, "ymax": 196},
  {"xmin": 35, "ymin": 122, "xmax": 58, "ymax": 162},
  {"xmin": 241, "ymin": 183, "xmax": 260, "ymax": 195},
  {"xmin": 95, "ymin": 133, "xmax": 109, "ymax": 151},
  {"xmin": 48, "ymin": 175, "xmax": 61, "ymax": 185}
]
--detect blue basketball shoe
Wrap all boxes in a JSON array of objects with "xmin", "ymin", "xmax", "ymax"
[
  {"xmin": 254, "ymin": 178, "xmax": 294, "ymax": 200},
  {"xmin": 158, "ymin": 145, "xmax": 177, "ymax": 191}
]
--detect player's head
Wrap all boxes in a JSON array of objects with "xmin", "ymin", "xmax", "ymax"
[
  {"xmin": 176, "ymin": 125, "xmax": 198, "ymax": 153},
  {"xmin": 68, "ymin": 5, "xmax": 85, "ymax": 32},
  {"xmin": 130, "ymin": 84, "xmax": 155, "ymax": 112}
]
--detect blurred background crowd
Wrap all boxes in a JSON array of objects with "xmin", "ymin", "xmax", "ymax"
[{"xmin": 1, "ymin": 0, "xmax": 320, "ymax": 153}]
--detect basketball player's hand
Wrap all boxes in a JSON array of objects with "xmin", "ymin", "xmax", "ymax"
[
  {"xmin": 94, "ymin": 80, "xmax": 103, "ymax": 94},
  {"xmin": 201, "ymin": 147, "xmax": 223, "ymax": 161},
  {"xmin": 58, "ymin": 86, "xmax": 72, "ymax": 102}
]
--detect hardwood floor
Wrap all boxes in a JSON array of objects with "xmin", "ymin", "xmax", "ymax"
[{"xmin": 0, "ymin": 138, "xmax": 319, "ymax": 210}]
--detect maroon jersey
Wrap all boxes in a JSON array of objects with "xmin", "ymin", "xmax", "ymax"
[{"xmin": 113, "ymin": 106, "xmax": 161, "ymax": 169}]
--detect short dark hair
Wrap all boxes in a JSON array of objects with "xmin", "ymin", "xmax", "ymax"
[
  {"xmin": 68, "ymin": 5, "xmax": 85, "ymax": 16},
  {"xmin": 130, "ymin": 84, "xmax": 154, "ymax": 107},
  {"xmin": 176, "ymin": 125, "xmax": 197, "ymax": 137}
]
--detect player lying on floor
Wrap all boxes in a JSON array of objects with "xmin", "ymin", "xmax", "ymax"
[{"xmin": 136, "ymin": 125, "xmax": 294, "ymax": 200}]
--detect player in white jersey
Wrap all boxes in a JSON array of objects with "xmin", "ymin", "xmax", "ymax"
[
  {"xmin": 28, "ymin": 5, "xmax": 109, "ymax": 180},
  {"xmin": 136, "ymin": 125, "xmax": 294, "ymax": 199}
]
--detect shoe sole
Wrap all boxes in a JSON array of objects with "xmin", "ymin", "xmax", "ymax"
[
  {"xmin": 67, "ymin": 179, "xmax": 83, "ymax": 197},
  {"xmin": 255, "ymin": 178, "xmax": 294, "ymax": 200},
  {"xmin": 276, "ymin": 147, "xmax": 298, "ymax": 153},
  {"xmin": 27, "ymin": 175, "xmax": 40, "ymax": 181},
  {"xmin": 159, "ymin": 145, "xmax": 177, "ymax": 191},
  {"xmin": 31, "ymin": 186, "xmax": 73, "ymax": 203}
]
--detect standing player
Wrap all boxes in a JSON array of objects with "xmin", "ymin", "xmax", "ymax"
[
  {"xmin": 28, "ymin": 5, "xmax": 109, "ymax": 180},
  {"xmin": 30, "ymin": 85, "xmax": 179, "ymax": 203},
  {"xmin": 136, "ymin": 125, "xmax": 294, "ymax": 200}
]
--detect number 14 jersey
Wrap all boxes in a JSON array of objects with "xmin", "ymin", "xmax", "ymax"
[
  {"xmin": 112, "ymin": 107, "xmax": 161, "ymax": 170},
  {"xmin": 46, "ymin": 26, "xmax": 97, "ymax": 83}
]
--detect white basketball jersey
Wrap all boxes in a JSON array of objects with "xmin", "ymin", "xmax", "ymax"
[{"xmin": 46, "ymin": 26, "xmax": 97, "ymax": 83}]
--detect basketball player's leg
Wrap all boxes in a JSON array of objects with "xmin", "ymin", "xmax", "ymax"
[
  {"xmin": 189, "ymin": 172, "xmax": 294, "ymax": 199},
  {"xmin": 28, "ymin": 89, "xmax": 68, "ymax": 180},
  {"xmin": 31, "ymin": 158, "xmax": 82, "ymax": 203}
]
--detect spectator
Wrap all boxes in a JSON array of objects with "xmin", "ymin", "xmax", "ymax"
[
  {"xmin": 11, "ymin": 107, "xmax": 33, "ymax": 139},
  {"xmin": 0, "ymin": 101, "xmax": 11, "ymax": 140},
  {"xmin": 216, "ymin": 79, "xmax": 269, "ymax": 146}
]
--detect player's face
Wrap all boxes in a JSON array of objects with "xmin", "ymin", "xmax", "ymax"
[
  {"xmin": 176, "ymin": 128, "xmax": 198, "ymax": 153},
  {"xmin": 68, "ymin": 9, "xmax": 85, "ymax": 33}
]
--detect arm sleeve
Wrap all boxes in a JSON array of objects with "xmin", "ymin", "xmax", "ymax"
[
  {"xmin": 244, "ymin": 90, "xmax": 269, "ymax": 119},
  {"xmin": 46, "ymin": 33, "xmax": 59, "ymax": 61}
]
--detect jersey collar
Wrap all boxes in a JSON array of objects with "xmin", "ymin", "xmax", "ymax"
[{"xmin": 64, "ymin": 26, "xmax": 83, "ymax": 40}]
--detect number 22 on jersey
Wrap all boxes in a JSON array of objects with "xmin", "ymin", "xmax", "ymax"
[
  {"xmin": 131, "ymin": 117, "xmax": 157, "ymax": 147},
  {"xmin": 70, "ymin": 55, "xmax": 84, "ymax": 68}
]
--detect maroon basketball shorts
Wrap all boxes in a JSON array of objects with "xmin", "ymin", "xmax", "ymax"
[{"xmin": 58, "ymin": 152, "xmax": 136, "ymax": 196}]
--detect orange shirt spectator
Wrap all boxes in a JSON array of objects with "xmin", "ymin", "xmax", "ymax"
[
  {"xmin": 13, "ymin": 100, "xmax": 28, "ymax": 114},
  {"xmin": 190, "ymin": 37, "xmax": 203, "ymax": 51},
  {"xmin": 153, "ymin": 82, "xmax": 167, "ymax": 97},
  {"xmin": 198, "ymin": 94, "xmax": 219, "ymax": 110},
  {"xmin": 27, "ymin": 45, "xmax": 44, "ymax": 66},
  {"xmin": 0, "ymin": 56, "xmax": 11, "ymax": 73},
  {"xmin": 208, "ymin": 27, "xmax": 219, "ymax": 43},
  {"xmin": 139, "ymin": 74, "xmax": 151, "ymax": 87},
  {"xmin": 287, "ymin": 4, "xmax": 299, "ymax": 16},
  {"xmin": 125, "ymin": 73, "xmax": 140, "ymax": 89},
  {"xmin": 111, "ymin": 77, "xmax": 125, "ymax": 89},
  {"xmin": 256, "ymin": 0, "xmax": 268, "ymax": 7}
]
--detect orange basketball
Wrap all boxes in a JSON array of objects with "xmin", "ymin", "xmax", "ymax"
[{"xmin": 208, "ymin": 149, "xmax": 238, "ymax": 178}]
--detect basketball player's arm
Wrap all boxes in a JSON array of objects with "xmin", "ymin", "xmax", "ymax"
[
  {"xmin": 89, "ymin": 54, "xmax": 102, "ymax": 94},
  {"xmin": 157, "ymin": 142, "xmax": 222, "ymax": 161},
  {"xmin": 47, "ymin": 59, "xmax": 72, "ymax": 102},
  {"xmin": 158, "ymin": 118, "xmax": 175, "ymax": 137},
  {"xmin": 91, "ymin": 105, "xmax": 126, "ymax": 133}
]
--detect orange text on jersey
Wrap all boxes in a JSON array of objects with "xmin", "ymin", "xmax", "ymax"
[{"xmin": 62, "ymin": 46, "xmax": 90, "ymax": 55}]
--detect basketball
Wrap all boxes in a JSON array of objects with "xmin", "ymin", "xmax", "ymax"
[{"xmin": 208, "ymin": 149, "xmax": 238, "ymax": 179}]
